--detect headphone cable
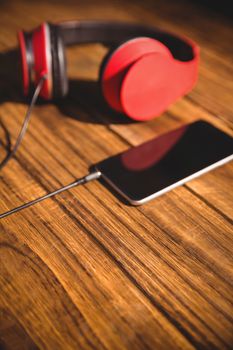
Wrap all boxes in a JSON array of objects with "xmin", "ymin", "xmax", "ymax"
[
  {"xmin": 0, "ymin": 75, "xmax": 102, "ymax": 219},
  {"xmin": 0, "ymin": 74, "xmax": 47, "ymax": 171},
  {"xmin": 0, "ymin": 170, "xmax": 101, "ymax": 219}
]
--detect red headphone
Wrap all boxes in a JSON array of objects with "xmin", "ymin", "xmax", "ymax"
[{"xmin": 18, "ymin": 21, "xmax": 199, "ymax": 121}]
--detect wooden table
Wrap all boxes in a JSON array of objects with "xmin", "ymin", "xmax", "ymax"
[{"xmin": 0, "ymin": 1, "xmax": 232, "ymax": 349}]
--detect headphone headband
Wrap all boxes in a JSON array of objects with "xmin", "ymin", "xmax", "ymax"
[{"xmin": 58, "ymin": 21, "xmax": 197, "ymax": 62}]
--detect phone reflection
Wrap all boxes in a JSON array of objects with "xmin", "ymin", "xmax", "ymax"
[{"xmin": 121, "ymin": 125, "xmax": 187, "ymax": 171}]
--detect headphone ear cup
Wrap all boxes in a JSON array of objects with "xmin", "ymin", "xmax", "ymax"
[
  {"xmin": 100, "ymin": 37, "xmax": 172, "ymax": 119},
  {"xmin": 101, "ymin": 37, "xmax": 198, "ymax": 121},
  {"xmin": 28, "ymin": 23, "xmax": 68, "ymax": 100},
  {"xmin": 49, "ymin": 24, "xmax": 68, "ymax": 99},
  {"xmin": 31, "ymin": 23, "xmax": 53, "ymax": 99}
]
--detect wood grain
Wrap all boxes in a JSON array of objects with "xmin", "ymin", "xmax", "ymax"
[{"xmin": 0, "ymin": 0, "xmax": 232, "ymax": 349}]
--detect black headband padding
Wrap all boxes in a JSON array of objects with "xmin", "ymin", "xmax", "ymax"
[
  {"xmin": 58, "ymin": 21, "xmax": 194, "ymax": 62},
  {"xmin": 49, "ymin": 24, "xmax": 68, "ymax": 98}
]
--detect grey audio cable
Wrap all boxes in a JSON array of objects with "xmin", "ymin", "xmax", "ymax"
[
  {"xmin": 0, "ymin": 170, "xmax": 101, "ymax": 219},
  {"xmin": 0, "ymin": 75, "xmax": 47, "ymax": 170},
  {"xmin": 0, "ymin": 75, "xmax": 102, "ymax": 220}
]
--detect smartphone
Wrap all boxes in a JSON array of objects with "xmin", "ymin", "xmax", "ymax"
[{"xmin": 95, "ymin": 120, "xmax": 233, "ymax": 205}]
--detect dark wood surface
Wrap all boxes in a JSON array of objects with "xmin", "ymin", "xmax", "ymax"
[{"xmin": 0, "ymin": 0, "xmax": 232, "ymax": 349}]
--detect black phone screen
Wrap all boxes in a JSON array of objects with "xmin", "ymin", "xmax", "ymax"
[{"xmin": 95, "ymin": 121, "xmax": 233, "ymax": 204}]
